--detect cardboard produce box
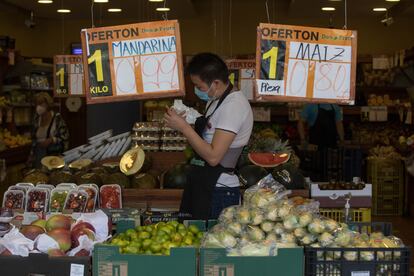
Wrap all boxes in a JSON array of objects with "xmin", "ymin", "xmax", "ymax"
[
  {"xmin": 0, "ymin": 253, "xmax": 90, "ymax": 276},
  {"xmin": 93, "ymin": 245, "xmax": 197, "ymax": 276},
  {"xmin": 199, "ymin": 247, "xmax": 304, "ymax": 276}
]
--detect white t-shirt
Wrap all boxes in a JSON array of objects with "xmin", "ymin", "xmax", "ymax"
[{"xmin": 203, "ymin": 90, "xmax": 253, "ymax": 187}]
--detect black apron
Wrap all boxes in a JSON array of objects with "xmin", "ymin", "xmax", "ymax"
[
  {"xmin": 180, "ymin": 84, "xmax": 234, "ymax": 220},
  {"xmin": 309, "ymin": 105, "xmax": 338, "ymax": 149}
]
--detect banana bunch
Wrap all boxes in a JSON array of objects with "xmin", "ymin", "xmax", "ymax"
[{"xmin": 0, "ymin": 129, "xmax": 31, "ymax": 149}]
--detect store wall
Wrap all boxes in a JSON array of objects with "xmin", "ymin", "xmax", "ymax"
[{"xmin": 2, "ymin": 2, "xmax": 414, "ymax": 58}]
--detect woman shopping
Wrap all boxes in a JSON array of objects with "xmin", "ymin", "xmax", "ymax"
[{"xmin": 164, "ymin": 53, "xmax": 253, "ymax": 219}]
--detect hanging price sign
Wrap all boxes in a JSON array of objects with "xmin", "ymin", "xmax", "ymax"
[
  {"xmin": 225, "ymin": 59, "xmax": 256, "ymax": 101},
  {"xmin": 255, "ymin": 23, "xmax": 357, "ymax": 104},
  {"xmin": 53, "ymin": 55, "xmax": 85, "ymax": 97},
  {"xmin": 81, "ymin": 20, "xmax": 185, "ymax": 104}
]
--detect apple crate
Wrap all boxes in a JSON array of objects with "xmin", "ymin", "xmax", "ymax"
[
  {"xmin": 0, "ymin": 253, "xmax": 90, "ymax": 276},
  {"xmin": 319, "ymin": 208, "xmax": 371, "ymax": 223},
  {"xmin": 305, "ymin": 222, "xmax": 411, "ymax": 276},
  {"xmin": 93, "ymin": 244, "xmax": 197, "ymax": 276},
  {"xmin": 311, "ymin": 184, "xmax": 372, "ymax": 208},
  {"xmin": 199, "ymin": 247, "xmax": 304, "ymax": 276}
]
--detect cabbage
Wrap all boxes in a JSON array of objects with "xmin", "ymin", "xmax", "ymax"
[
  {"xmin": 298, "ymin": 212, "xmax": 313, "ymax": 227},
  {"xmin": 260, "ymin": 221, "xmax": 274, "ymax": 233},
  {"xmin": 308, "ymin": 218, "xmax": 325, "ymax": 234},
  {"xmin": 227, "ymin": 222, "xmax": 243, "ymax": 236},
  {"xmin": 273, "ymin": 223, "xmax": 285, "ymax": 235},
  {"xmin": 237, "ymin": 207, "xmax": 251, "ymax": 224},
  {"xmin": 283, "ymin": 215, "xmax": 299, "ymax": 230},
  {"xmin": 218, "ymin": 231, "xmax": 238, "ymax": 248},
  {"xmin": 319, "ymin": 232, "xmax": 334, "ymax": 247},
  {"xmin": 250, "ymin": 209, "xmax": 264, "ymax": 225},
  {"xmin": 247, "ymin": 226, "xmax": 265, "ymax": 242},
  {"xmin": 293, "ymin": 228, "xmax": 306, "ymax": 238}
]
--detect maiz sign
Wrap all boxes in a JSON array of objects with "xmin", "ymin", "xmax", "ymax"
[
  {"xmin": 81, "ymin": 20, "xmax": 185, "ymax": 104},
  {"xmin": 255, "ymin": 24, "xmax": 357, "ymax": 104}
]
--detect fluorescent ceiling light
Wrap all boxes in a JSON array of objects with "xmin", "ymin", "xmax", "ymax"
[
  {"xmin": 94, "ymin": 0, "xmax": 109, "ymax": 3},
  {"xmin": 321, "ymin": 7, "xmax": 336, "ymax": 11},
  {"xmin": 386, "ymin": 0, "xmax": 400, "ymax": 2},
  {"xmin": 156, "ymin": 7, "xmax": 170, "ymax": 11},
  {"xmin": 38, "ymin": 0, "xmax": 53, "ymax": 3},
  {"xmin": 57, "ymin": 9, "xmax": 71, "ymax": 13},
  {"xmin": 149, "ymin": 0, "xmax": 164, "ymax": 2},
  {"xmin": 373, "ymin": 8, "xmax": 387, "ymax": 12},
  {"xmin": 108, "ymin": 8, "xmax": 122, "ymax": 12}
]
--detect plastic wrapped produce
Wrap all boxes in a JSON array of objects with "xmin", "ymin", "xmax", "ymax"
[
  {"xmin": 300, "ymin": 234, "xmax": 317, "ymax": 245},
  {"xmin": 273, "ymin": 223, "xmax": 285, "ymax": 235},
  {"xmin": 243, "ymin": 174, "xmax": 288, "ymax": 209},
  {"xmin": 26, "ymin": 188, "xmax": 49, "ymax": 212},
  {"xmin": 265, "ymin": 233, "xmax": 278, "ymax": 243},
  {"xmin": 63, "ymin": 190, "xmax": 88, "ymax": 212},
  {"xmin": 250, "ymin": 209, "xmax": 264, "ymax": 226},
  {"xmin": 283, "ymin": 214, "xmax": 300, "ymax": 231},
  {"xmin": 308, "ymin": 218, "xmax": 325, "ymax": 235},
  {"xmin": 334, "ymin": 228, "xmax": 354, "ymax": 247},
  {"xmin": 218, "ymin": 230, "xmax": 238, "ymax": 248},
  {"xmin": 100, "ymin": 185, "xmax": 122, "ymax": 209},
  {"xmin": 219, "ymin": 205, "xmax": 239, "ymax": 222},
  {"xmin": 49, "ymin": 188, "xmax": 70, "ymax": 212},
  {"xmin": 323, "ymin": 218, "xmax": 341, "ymax": 233},
  {"xmin": 280, "ymin": 233, "xmax": 296, "ymax": 244},
  {"xmin": 78, "ymin": 185, "xmax": 98, "ymax": 212},
  {"xmin": 260, "ymin": 221, "xmax": 274, "ymax": 233},
  {"xmin": 227, "ymin": 222, "xmax": 244, "ymax": 236},
  {"xmin": 3, "ymin": 190, "xmax": 25, "ymax": 210},
  {"xmin": 247, "ymin": 226, "xmax": 265, "ymax": 242},
  {"xmin": 293, "ymin": 227, "xmax": 306, "ymax": 239},
  {"xmin": 265, "ymin": 204, "xmax": 279, "ymax": 221},
  {"xmin": 236, "ymin": 207, "xmax": 251, "ymax": 224},
  {"xmin": 318, "ymin": 232, "xmax": 334, "ymax": 247},
  {"xmin": 298, "ymin": 211, "xmax": 313, "ymax": 227}
]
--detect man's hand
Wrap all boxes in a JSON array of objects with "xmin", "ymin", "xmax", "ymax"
[{"xmin": 164, "ymin": 107, "xmax": 188, "ymax": 132}]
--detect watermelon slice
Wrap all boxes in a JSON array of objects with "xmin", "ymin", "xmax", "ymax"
[{"xmin": 248, "ymin": 152, "xmax": 291, "ymax": 168}]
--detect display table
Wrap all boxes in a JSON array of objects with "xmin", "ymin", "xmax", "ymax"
[{"xmin": 122, "ymin": 188, "xmax": 310, "ymax": 210}]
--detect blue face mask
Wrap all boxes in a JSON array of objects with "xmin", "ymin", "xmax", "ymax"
[{"xmin": 194, "ymin": 86, "xmax": 211, "ymax": 102}]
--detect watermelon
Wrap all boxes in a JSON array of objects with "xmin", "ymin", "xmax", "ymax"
[
  {"xmin": 248, "ymin": 152, "xmax": 291, "ymax": 168},
  {"xmin": 238, "ymin": 165, "xmax": 269, "ymax": 188},
  {"xmin": 163, "ymin": 163, "xmax": 192, "ymax": 189},
  {"xmin": 130, "ymin": 173, "xmax": 159, "ymax": 189}
]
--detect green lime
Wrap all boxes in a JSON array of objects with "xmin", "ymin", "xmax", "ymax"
[
  {"xmin": 183, "ymin": 236, "xmax": 193, "ymax": 245},
  {"xmin": 197, "ymin": 232, "xmax": 204, "ymax": 239},
  {"xmin": 163, "ymin": 248, "xmax": 171, "ymax": 255},
  {"xmin": 142, "ymin": 239, "xmax": 152, "ymax": 249},
  {"xmin": 177, "ymin": 224, "xmax": 186, "ymax": 232},
  {"xmin": 150, "ymin": 243, "xmax": 163, "ymax": 253},
  {"xmin": 156, "ymin": 222, "xmax": 166, "ymax": 228},
  {"xmin": 138, "ymin": 231, "xmax": 151, "ymax": 240},
  {"xmin": 171, "ymin": 233, "xmax": 182, "ymax": 243},
  {"xmin": 135, "ymin": 225, "xmax": 144, "ymax": 232},
  {"xmin": 159, "ymin": 226, "xmax": 172, "ymax": 235},
  {"xmin": 126, "ymin": 229, "xmax": 135, "ymax": 236},
  {"xmin": 188, "ymin": 225, "xmax": 200, "ymax": 235},
  {"xmin": 144, "ymin": 250, "xmax": 152, "ymax": 255},
  {"xmin": 124, "ymin": 246, "xmax": 138, "ymax": 254}
]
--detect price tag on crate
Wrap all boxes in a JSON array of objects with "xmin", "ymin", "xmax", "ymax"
[{"xmin": 351, "ymin": 272, "xmax": 370, "ymax": 276}]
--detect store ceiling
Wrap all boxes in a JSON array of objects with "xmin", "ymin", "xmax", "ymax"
[{"xmin": 2, "ymin": 0, "xmax": 413, "ymax": 20}]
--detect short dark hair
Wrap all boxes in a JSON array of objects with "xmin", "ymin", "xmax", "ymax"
[{"xmin": 186, "ymin": 53, "xmax": 229, "ymax": 85}]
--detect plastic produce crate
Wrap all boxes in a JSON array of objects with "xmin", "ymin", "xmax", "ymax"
[
  {"xmin": 305, "ymin": 222, "xmax": 411, "ymax": 276},
  {"xmin": 367, "ymin": 159, "xmax": 405, "ymax": 216},
  {"xmin": 199, "ymin": 247, "xmax": 304, "ymax": 276},
  {"xmin": 93, "ymin": 245, "xmax": 197, "ymax": 276},
  {"xmin": 319, "ymin": 208, "xmax": 371, "ymax": 223}
]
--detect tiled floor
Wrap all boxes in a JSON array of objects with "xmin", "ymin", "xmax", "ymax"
[{"xmin": 373, "ymin": 215, "xmax": 414, "ymax": 275}]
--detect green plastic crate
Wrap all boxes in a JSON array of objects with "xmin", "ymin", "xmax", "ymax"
[
  {"xmin": 93, "ymin": 245, "xmax": 197, "ymax": 276},
  {"xmin": 199, "ymin": 247, "xmax": 304, "ymax": 276}
]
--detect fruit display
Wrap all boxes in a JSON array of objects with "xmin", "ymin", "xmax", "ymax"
[
  {"xmin": 78, "ymin": 185, "xmax": 98, "ymax": 212},
  {"xmin": 49, "ymin": 171, "xmax": 76, "ymax": 186},
  {"xmin": 132, "ymin": 122, "xmax": 161, "ymax": 151},
  {"xmin": 103, "ymin": 172, "xmax": 131, "ymax": 188},
  {"xmin": 26, "ymin": 188, "xmax": 49, "ymax": 212},
  {"xmin": 350, "ymin": 122, "xmax": 413, "ymax": 147},
  {"xmin": 75, "ymin": 172, "xmax": 103, "ymax": 187},
  {"xmin": 368, "ymin": 145, "xmax": 401, "ymax": 160},
  {"xmin": 107, "ymin": 221, "xmax": 202, "ymax": 255},
  {"xmin": 49, "ymin": 188, "xmax": 70, "ymax": 212},
  {"xmin": 160, "ymin": 126, "xmax": 187, "ymax": 151},
  {"xmin": 0, "ymin": 96, "xmax": 10, "ymax": 108},
  {"xmin": 0, "ymin": 129, "xmax": 31, "ymax": 149},
  {"xmin": 248, "ymin": 152, "xmax": 290, "ymax": 168},
  {"xmin": 63, "ymin": 190, "xmax": 88, "ymax": 212},
  {"xmin": 100, "ymin": 185, "xmax": 122, "ymax": 209},
  {"xmin": 202, "ymin": 174, "xmax": 406, "ymax": 258},
  {"xmin": 2, "ymin": 190, "xmax": 25, "ymax": 209}
]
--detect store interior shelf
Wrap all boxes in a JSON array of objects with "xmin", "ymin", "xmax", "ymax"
[{"xmin": 0, "ymin": 144, "xmax": 31, "ymax": 166}]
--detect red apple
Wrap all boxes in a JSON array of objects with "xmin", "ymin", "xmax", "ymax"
[
  {"xmin": 20, "ymin": 225, "xmax": 45, "ymax": 241},
  {"xmin": 71, "ymin": 221, "xmax": 95, "ymax": 234},
  {"xmin": 46, "ymin": 215, "xmax": 71, "ymax": 232},
  {"xmin": 74, "ymin": 249, "xmax": 90, "ymax": 257},
  {"xmin": 48, "ymin": 248, "xmax": 66, "ymax": 257},
  {"xmin": 48, "ymin": 228, "xmax": 71, "ymax": 252}
]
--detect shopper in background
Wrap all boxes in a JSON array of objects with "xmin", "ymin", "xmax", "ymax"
[
  {"xmin": 297, "ymin": 103, "xmax": 344, "ymax": 181},
  {"xmin": 164, "ymin": 53, "xmax": 253, "ymax": 219},
  {"xmin": 28, "ymin": 92, "xmax": 69, "ymax": 168},
  {"xmin": 298, "ymin": 103, "xmax": 344, "ymax": 148}
]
